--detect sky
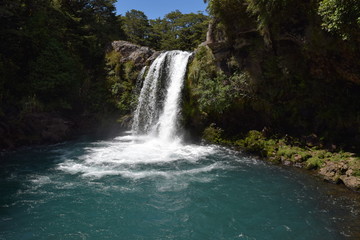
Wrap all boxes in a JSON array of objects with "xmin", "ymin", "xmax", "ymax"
[{"xmin": 115, "ymin": 0, "xmax": 208, "ymax": 19}]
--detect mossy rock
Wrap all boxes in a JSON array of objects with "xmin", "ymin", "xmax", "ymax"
[{"xmin": 306, "ymin": 157, "xmax": 325, "ymax": 170}]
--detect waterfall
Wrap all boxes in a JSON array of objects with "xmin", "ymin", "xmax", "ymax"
[
  {"xmin": 132, "ymin": 51, "xmax": 192, "ymax": 142},
  {"xmin": 134, "ymin": 66, "xmax": 147, "ymax": 95}
]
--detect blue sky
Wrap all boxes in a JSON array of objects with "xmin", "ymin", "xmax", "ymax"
[{"xmin": 115, "ymin": 0, "xmax": 208, "ymax": 19}]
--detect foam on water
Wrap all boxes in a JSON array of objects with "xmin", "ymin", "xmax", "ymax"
[{"xmin": 56, "ymin": 134, "xmax": 223, "ymax": 181}]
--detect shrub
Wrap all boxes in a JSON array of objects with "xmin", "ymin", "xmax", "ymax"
[{"xmin": 203, "ymin": 123, "xmax": 224, "ymax": 143}]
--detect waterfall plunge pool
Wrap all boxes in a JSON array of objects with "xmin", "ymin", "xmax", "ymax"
[{"xmin": 1, "ymin": 133, "xmax": 360, "ymax": 240}]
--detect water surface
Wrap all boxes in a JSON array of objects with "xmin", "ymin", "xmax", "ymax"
[{"xmin": 1, "ymin": 133, "xmax": 359, "ymax": 239}]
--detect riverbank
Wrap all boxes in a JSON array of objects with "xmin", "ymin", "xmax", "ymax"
[{"xmin": 203, "ymin": 124, "xmax": 360, "ymax": 192}]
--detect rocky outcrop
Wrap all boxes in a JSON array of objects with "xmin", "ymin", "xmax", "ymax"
[
  {"xmin": 340, "ymin": 176, "xmax": 360, "ymax": 191},
  {"xmin": 319, "ymin": 161, "xmax": 360, "ymax": 191},
  {"xmin": 111, "ymin": 40, "xmax": 160, "ymax": 68},
  {"xmin": 25, "ymin": 113, "xmax": 72, "ymax": 143},
  {"xmin": 319, "ymin": 161, "xmax": 349, "ymax": 183},
  {"xmin": 0, "ymin": 112, "xmax": 128, "ymax": 151},
  {"xmin": 0, "ymin": 113, "xmax": 73, "ymax": 150}
]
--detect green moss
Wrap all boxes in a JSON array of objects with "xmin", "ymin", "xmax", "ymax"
[
  {"xmin": 203, "ymin": 129, "xmax": 359, "ymax": 176},
  {"xmin": 277, "ymin": 146, "xmax": 299, "ymax": 158},
  {"xmin": 234, "ymin": 130, "xmax": 275, "ymax": 157},
  {"xmin": 306, "ymin": 157, "xmax": 325, "ymax": 169},
  {"xmin": 348, "ymin": 157, "xmax": 360, "ymax": 176}
]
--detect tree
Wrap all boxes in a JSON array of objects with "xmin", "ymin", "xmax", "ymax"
[
  {"xmin": 150, "ymin": 10, "xmax": 209, "ymax": 51},
  {"xmin": 0, "ymin": 0, "xmax": 124, "ymax": 113},
  {"xmin": 0, "ymin": 0, "xmax": 24, "ymax": 112},
  {"xmin": 318, "ymin": 0, "xmax": 360, "ymax": 40},
  {"xmin": 122, "ymin": 9, "xmax": 151, "ymax": 46},
  {"xmin": 29, "ymin": 39, "xmax": 82, "ymax": 110},
  {"xmin": 121, "ymin": 10, "xmax": 209, "ymax": 51}
]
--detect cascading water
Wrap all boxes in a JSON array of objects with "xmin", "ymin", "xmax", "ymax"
[
  {"xmin": 132, "ymin": 51, "xmax": 192, "ymax": 141},
  {"xmin": 134, "ymin": 66, "xmax": 147, "ymax": 95}
]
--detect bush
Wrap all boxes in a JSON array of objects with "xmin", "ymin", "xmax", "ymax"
[
  {"xmin": 318, "ymin": 0, "xmax": 360, "ymax": 40},
  {"xmin": 105, "ymin": 51, "xmax": 139, "ymax": 114},
  {"xmin": 203, "ymin": 123, "xmax": 224, "ymax": 143},
  {"xmin": 235, "ymin": 130, "xmax": 268, "ymax": 155},
  {"xmin": 188, "ymin": 46, "xmax": 252, "ymax": 115}
]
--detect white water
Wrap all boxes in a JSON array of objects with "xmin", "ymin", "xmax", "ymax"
[
  {"xmin": 134, "ymin": 66, "xmax": 147, "ymax": 95},
  {"xmin": 132, "ymin": 51, "xmax": 192, "ymax": 141},
  {"xmin": 57, "ymin": 136, "xmax": 221, "ymax": 181},
  {"xmin": 158, "ymin": 52, "xmax": 191, "ymax": 141},
  {"xmin": 131, "ymin": 53, "xmax": 168, "ymax": 134}
]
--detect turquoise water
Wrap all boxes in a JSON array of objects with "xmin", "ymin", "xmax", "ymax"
[{"xmin": 0, "ymin": 133, "xmax": 359, "ymax": 240}]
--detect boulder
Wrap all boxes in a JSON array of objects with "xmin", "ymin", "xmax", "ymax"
[
  {"xmin": 340, "ymin": 176, "xmax": 360, "ymax": 191},
  {"xmin": 319, "ymin": 160, "xmax": 360, "ymax": 191},
  {"xmin": 319, "ymin": 161, "xmax": 348, "ymax": 183},
  {"xmin": 111, "ymin": 41, "xmax": 158, "ymax": 67}
]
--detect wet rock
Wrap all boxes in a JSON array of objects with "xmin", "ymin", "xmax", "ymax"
[
  {"xmin": 293, "ymin": 162, "xmax": 304, "ymax": 168},
  {"xmin": 146, "ymin": 51, "xmax": 163, "ymax": 65},
  {"xmin": 293, "ymin": 154, "xmax": 303, "ymax": 162},
  {"xmin": 0, "ymin": 113, "xmax": 73, "ymax": 150},
  {"xmin": 318, "ymin": 160, "xmax": 360, "ymax": 191},
  {"xmin": 319, "ymin": 161, "xmax": 347, "ymax": 183},
  {"xmin": 340, "ymin": 176, "xmax": 360, "ymax": 191},
  {"xmin": 283, "ymin": 160, "xmax": 292, "ymax": 166},
  {"xmin": 346, "ymin": 169, "xmax": 354, "ymax": 177},
  {"xmin": 23, "ymin": 113, "xmax": 72, "ymax": 144}
]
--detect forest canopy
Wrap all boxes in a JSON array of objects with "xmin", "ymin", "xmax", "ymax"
[{"xmin": 121, "ymin": 9, "xmax": 209, "ymax": 51}]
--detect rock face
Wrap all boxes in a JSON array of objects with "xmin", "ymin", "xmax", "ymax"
[
  {"xmin": 0, "ymin": 112, "xmax": 128, "ymax": 151},
  {"xmin": 0, "ymin": 113, "xmax": 72, "ymax": 150},
  {"xmin": 26, "ymin": 113, "xmax": 71, "ymax": 143},
  {"xmin": 111, "ymin": 41, "xmax": 160, "ymax": 67}
]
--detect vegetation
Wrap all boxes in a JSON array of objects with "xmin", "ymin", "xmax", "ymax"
[
  {"xmin": 318, "ymin": 0, "xmax": 360, "ymax": 40},
  {"xmin": 104, "ymin": 51, "xmax": 139, "ymax": 116},
  {"xmin": 0, "ymin": 1, "xmax": 209, "ymax": 147},
  {"xmin": 121, "ymin": 9, "xmax": 152, "ymax": 47},
  {"xmin": 203, "ymin": 126, "xmax": 360, "ymax": 184},
  {"xmin": 121, "ymin": 9, "xmax": 209, "ymax": 51},
  {"xmin": 0, "ymin": 0, "xmax": 123, "ymax": 115},
  {"xmin": 186, "ymin": 46, "xmax": 252, "ymax": 120},
  {"xmin": 186, "ymin": 1, "xmax": 360, "ymax": 190},
  {"xmin": 187, "ymin": 0, "xmax": 360, "ymax": 151},
  {"xmin": 1, "ymin": 0, "xmax": 360, "ymax": 169}
]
